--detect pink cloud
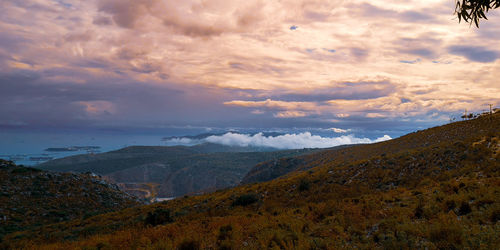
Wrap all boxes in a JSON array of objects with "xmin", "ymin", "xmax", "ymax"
[
  {"xmin": 74, "ymin": 101, "xmax": 116, "ymax": 116},
  {"xmin": 1, "ymin": 0, "xmax": 499, "ymax": 130}
]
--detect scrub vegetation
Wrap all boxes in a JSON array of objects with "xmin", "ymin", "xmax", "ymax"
[
  {"xmin": 0, "ymin": 160, "xmax": 140, "ymax": 241},
  {"xmin": 1, "ymin": 113, "xmax": 499, "ymax": 249}
]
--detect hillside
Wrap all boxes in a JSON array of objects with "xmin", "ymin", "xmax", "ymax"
[
  {"xmin": 242, "ymin": 115, "xmax": 500, "ymax": 184},
  {"xmin": 2, "ymin": 113, "xmax": 499, "ymax": 249},
  {"xmin": 0, "ymin": 160, "xmax": 140, "ymax": 242},
  {"xmin": 39, "ymin": 144, "xmax": 320, "ymax": 199}
]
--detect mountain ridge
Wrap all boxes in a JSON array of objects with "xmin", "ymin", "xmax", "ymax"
[{"xmin": 38, "ymin": 143, "xmax": 322, "ymax": 199}]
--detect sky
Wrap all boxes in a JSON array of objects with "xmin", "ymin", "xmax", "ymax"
[{"xmin": 1, "ymin": 0, "xmax": 499, "ymax": 141}]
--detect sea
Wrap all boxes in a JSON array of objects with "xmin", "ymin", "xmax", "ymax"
[
  {"xmin": 0, "ymin": 130, "xmax": 170, "ymax": 166},
  {"xmin": 0, "ymin": 128, "xmax": 402, "ymax": 166}
]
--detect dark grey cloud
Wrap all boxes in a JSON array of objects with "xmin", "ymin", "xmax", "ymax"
[
  {"xmin": 303, "ymin": 11, "xmax": 329, "ymax": 22},
  {"xmin": 116, "ymin": 48, "xmax": 147, "ymax": 60},
  {"xmin": 54, "ymin": 0, "xmax": 73, "ymax": 9},
  {"xmin": 399, "ymin": 36, "xmax": 442, "ymax": 47},
  {"xmin": 400, "ymin": 11, "xmax": 435, "ymax": 22},
  {"xmin": 410, "ymin": 86, "xmax": 439, "ymax": 95},
  {"xmin": 96, "ymin": 0, "xmax": 228, "ymax": 37},
  {"xmin": 357, "ymin": 3, "xmax": 438, "ymax": 23},
  {"xmin": 0, "ymin": 31, "xmax": 31, "ymax": 52},
  {"xmin": 129, "ymin": 61, "xmax": 161, "ymax": 74},
  {"xmin": 399, "ymin": 48, "xmax": 436, "ymax": 58},
  {"xmin": 96, "ymin": 0, "xmax": 150, "ymax": 28},
  {"xmin": 359, "ymin": 3, "xmax": 396, "ymax": 17},
  {"xmin": 0, "ymin": 70, "xmax": 445, "ymax": 139},
  {"xmin": 161, "ymin": 19, "xmax": 224, "ymax": 37},
  {"xmin": 0, "ymin": 69, "xmax": 281, "ymax": 131},
  {"xmin": 269, "ymin": 81, "xmax": 396, "ymax": 102},
  {"xmin": 448, "ymin": 45, "xmax": 499, "ymax": 63},
  {"xmin": 229, "ymin": 62, "xmax": 245, "ymax": 70},
  {"xmin": 73, "ymin": 58, "xmax": 111, "ymax": 69},
  {"xmin": 400, "ymin": 58, "xmax": 421, "ymax": 64},
  {"xmin": 3, "ymin": 0, "xmax": 58, "ymax": 13},
  {"xmin": 64, "ymin": 31, "xmax": 93, "ymax": 42},
  {"xmin": 0, "ymin": 67, "xmax": 412, "ymax": 135},
  {"xmin": 350, "ymin": 48, "xmax": 369, "ymax": 61},
  {"xmin": 395, "ymin": 35, "xmax": 441, "ymax": 60},
  {"xmin": 401, "ymin": 98, "xmax": 411, "ymax": 103},
  {"xmin": 93, "ymin": 16, "xmax": 113, "ymax": 26},
  {"xmin": 225, "ymin": 60, "xmax": 288, "ymax": 77}
]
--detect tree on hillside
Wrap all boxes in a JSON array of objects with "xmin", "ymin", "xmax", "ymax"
[{"xmin": 455, "ymin": 0, "xmax": 500, "ymax": 27}]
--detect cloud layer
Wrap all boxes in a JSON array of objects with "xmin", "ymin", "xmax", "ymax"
[
  {"xmin": 205, "ymin": 132, "xmax": 391, "ymax": 149},
  {"xmin": 0, "ymin": 0, "xmax": 499, "ymax": 136}
]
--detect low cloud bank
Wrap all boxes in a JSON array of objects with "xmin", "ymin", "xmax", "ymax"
[
  {"xmin": 204, "ymin": 132, "xmax": 391, "ymax": 149},
  {"xmin": 164, "ymin": 138, "xmax": 195, "ymax": 145}
]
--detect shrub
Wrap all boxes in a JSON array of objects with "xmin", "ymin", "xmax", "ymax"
[
  {"xmin": 298, "ymin": 179, "xmax": 310, "ymax": 192},
  {"xmin": 458, "ymin": 202, "xmax": 471, "ymax": 216},
  {"xmin": 177, "ymin": 239, "xmax": 200, "ymax": 250},
  {"xmin": 218, "ymin": 225, "xmax": 232, "ymax": 241},
  {"xmin": 144, "ymin": 208, "xmax": 173, "ymax": 226},
  {"xmin": 429, "ymin": 223, "xmax": 463, "ymax": 249},
  {"xmin": 445, "ymin": 200, "xmax": 456, "ymax": 211},
  {"xmin": 414, "ymin": 205, "xmax": 424, "ymax": 219},
  {"xmin": 217, "ymin": 225, "xmax": 233, "ymax": 250},
  {"xmin": 232, "ymin": 194, "xmax": 258, "ymax": 207},
  {"xmin": 268, "ymin": 231, "xmax": 299, "ymax": 249},
  {"xmin": 11, "ymin": 167, "xmax": 42, "ymax": 174},
  {"xmin": 490, "ymin": 209, "xmax": 500, "ymax": 223}
]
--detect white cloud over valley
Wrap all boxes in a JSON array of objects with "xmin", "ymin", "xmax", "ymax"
[{"xmin": 204, "ymin": 132, "xmax": 392, "ymax": 149}]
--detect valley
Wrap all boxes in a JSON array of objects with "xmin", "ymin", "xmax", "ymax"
[{"xmin": 38, "ymin": 143, "xmax": 322, "ymax": 202}]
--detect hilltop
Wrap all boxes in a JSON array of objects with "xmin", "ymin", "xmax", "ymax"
[
  {"xmin": 2, "ymin": 113, "xmax": 499, "ymax": 249},
  {"xmin": 0, "ymin": 160, "xmax": 141, "ymax": 242}
]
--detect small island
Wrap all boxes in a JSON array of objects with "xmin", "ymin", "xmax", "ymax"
[{"xmin": 44, "ymin": 146, "xmax": 101, "ymax": 152}]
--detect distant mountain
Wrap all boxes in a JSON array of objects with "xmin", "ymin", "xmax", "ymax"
[
  {"xmin": 162, "ymin": 131, "xmax": 285, "ymax": 142},
  {"xmin": 6, "ymin": 112, "xmax": 498, "ymax": 249},
  {"xmin": 0, "ymin": 159, "xmax": 140, "ymax": 241},
  {"xmin": 38, "ymin": 143, "xmax": 321, "ymax": 200},
  {"xmin": 162, "ymin": 132, "xmax": 233, "ymax": 141}
]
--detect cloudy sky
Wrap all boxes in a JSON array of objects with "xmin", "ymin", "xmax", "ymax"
[{"xmin": 1, "ymin": 0, "xmax": 499, "ymax": 138}]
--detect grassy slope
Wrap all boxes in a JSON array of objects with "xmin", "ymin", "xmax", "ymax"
[
  {"xmin": 3, "ymin": 114, "xmax": 500, "ymax": 249},
  {"xmin": 243, "ymin": 114, "xmax": 498, "ymax": 184}
]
